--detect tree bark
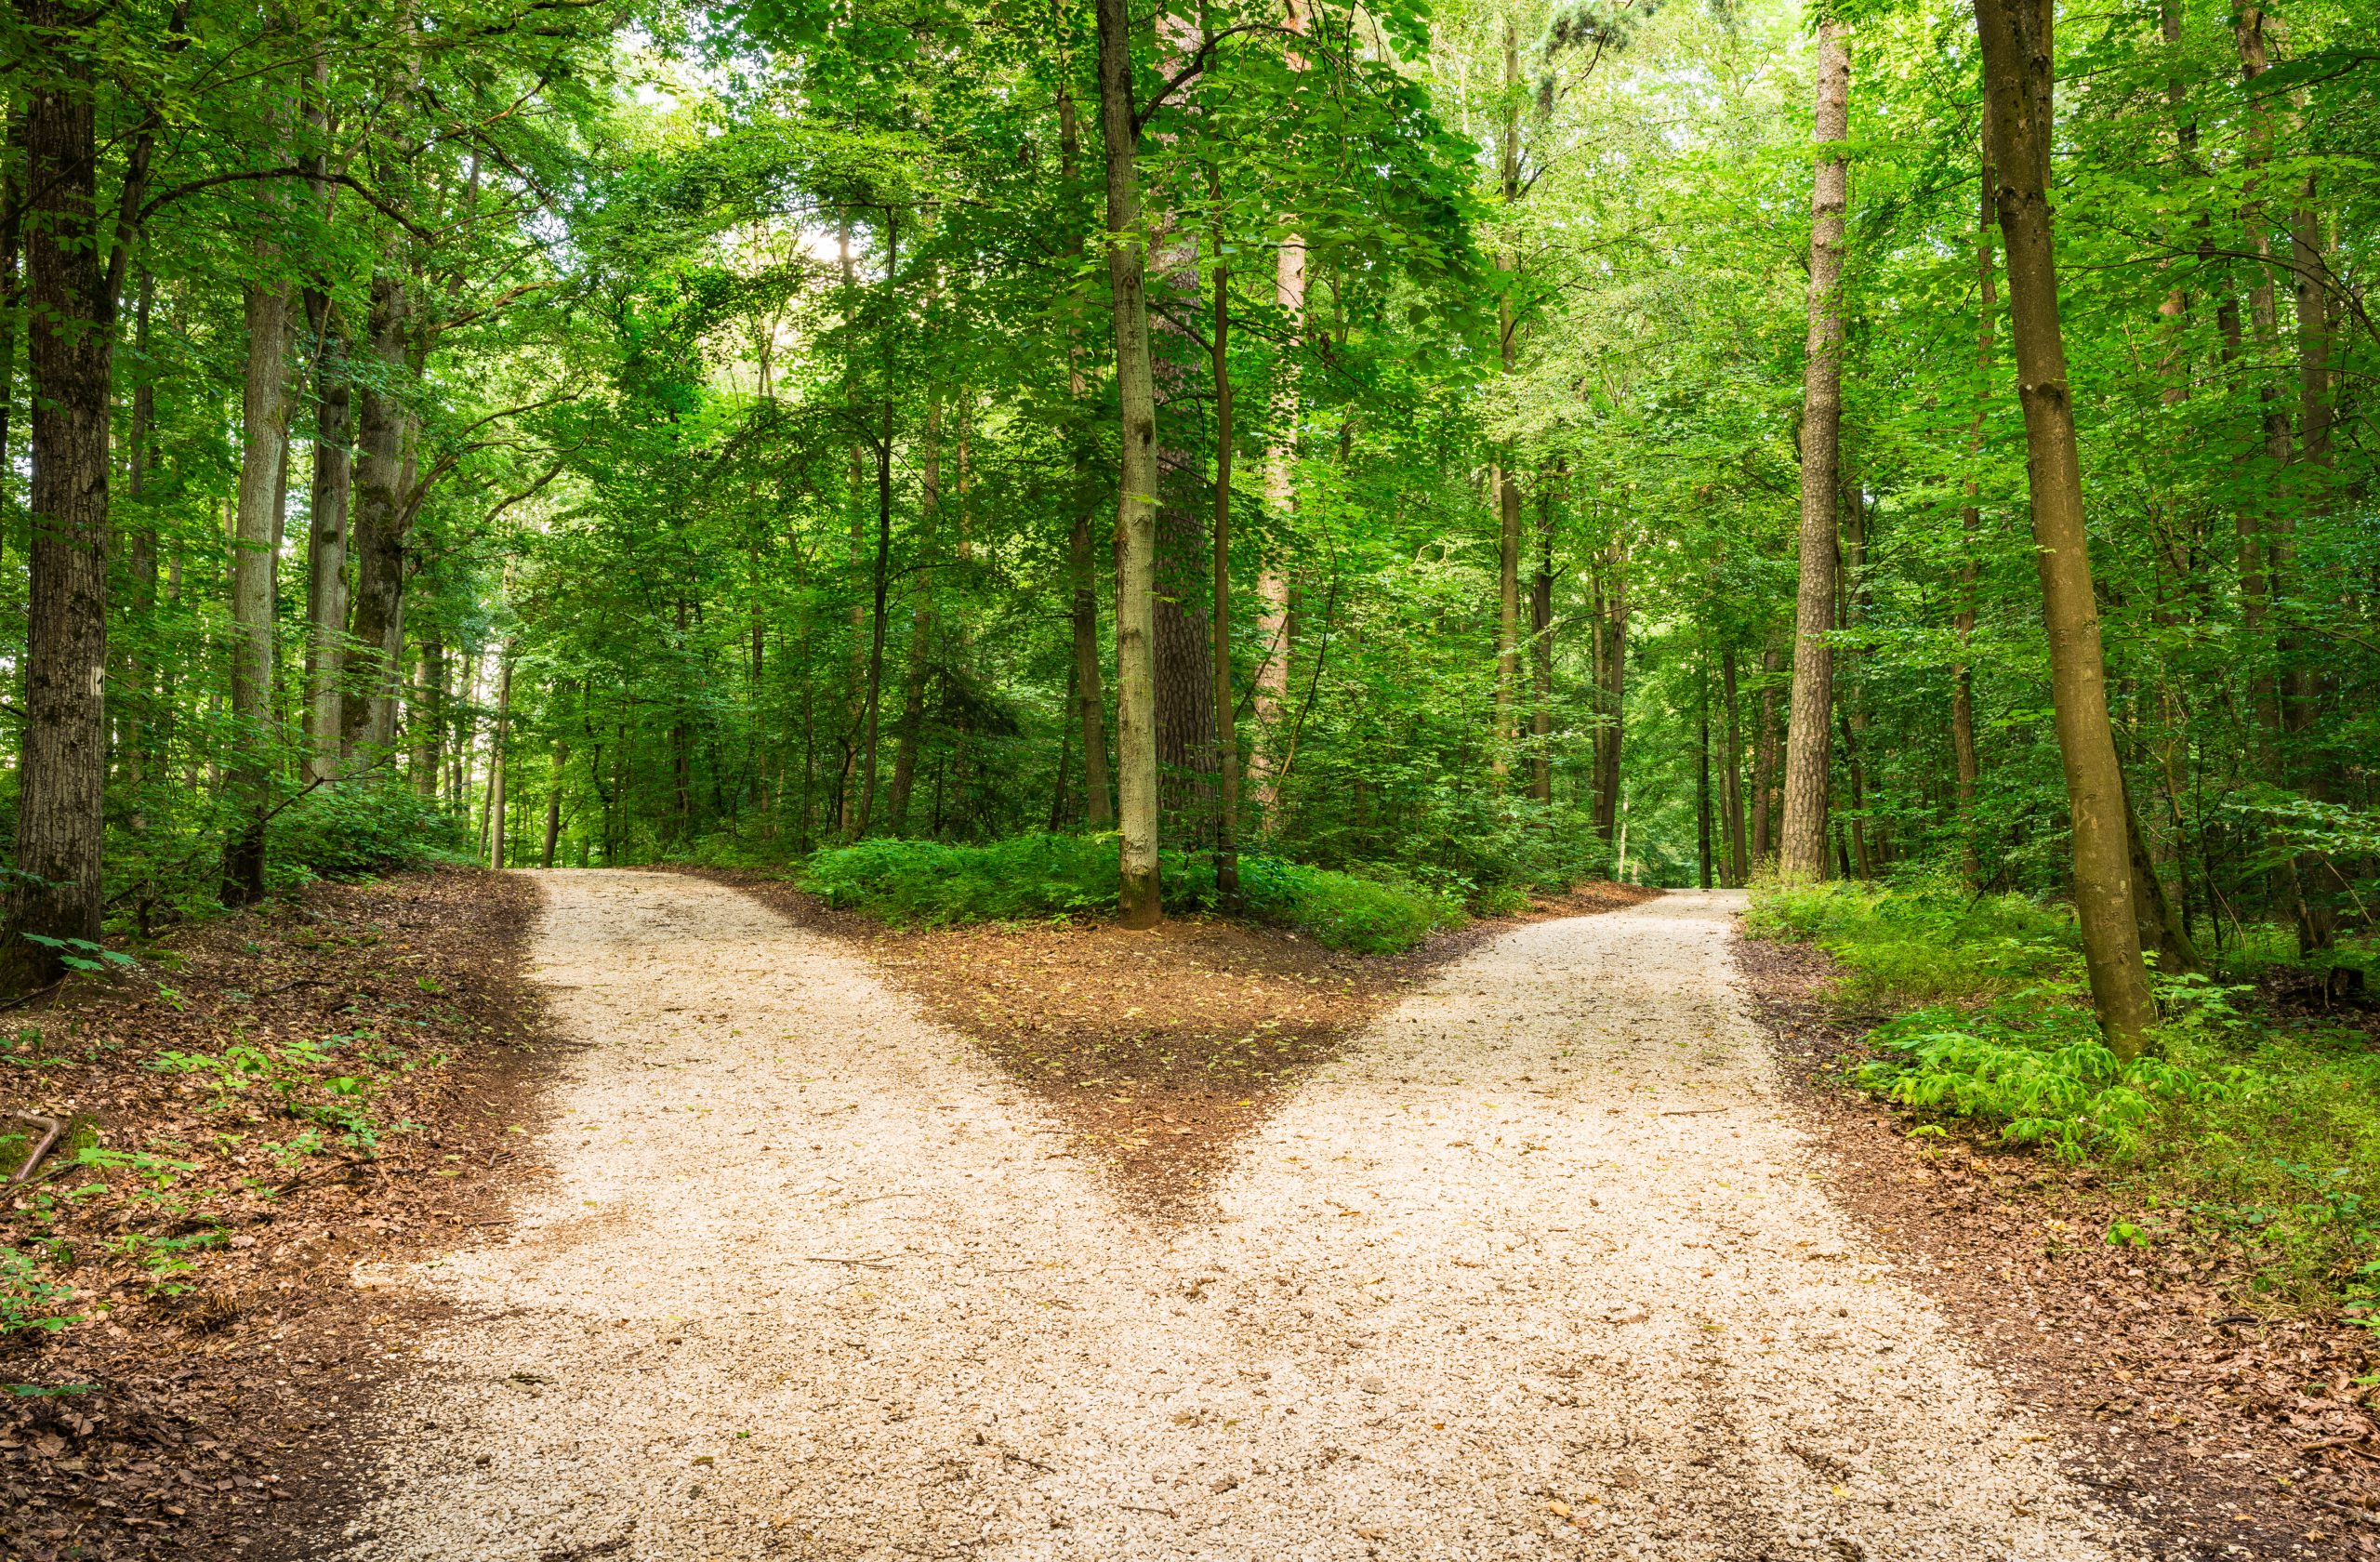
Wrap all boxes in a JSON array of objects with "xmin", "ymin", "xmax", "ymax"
[
  {"xmin": 486, "ymin": 652, "xmax": 513, "ymax": 869},
  {"xmin": 342, "ymin": 271, "xmax": 412, "ymax": 762},
  {"xmin": 1529, "ymin": 484, "xmax": 1555, "ymax": 807},
  {"xmin": 123, "ymin": 268, "xmax": 158, "ymax": 830},
  {"xmin": 1491, "ymin": 15, "xmax": 1524, "ymax": 778},
  {"xmin": 2285, "ymin": 187, "xmax": 2336, "ymax": 953},
  {"xmin": 542, "ymin": 736, "xmax": 569, "ymax": 868},
  {"xmin": 1721, "ymin": 649, "xmax": 1748, "ymax": 885},
  {"xmin": 1974, "ymin": 0, "xmax": 2156, "ymax": 1054},
  {"xmin": 850, "ymin": 431, "xmax": 894, "ymax": 839},
  {"xmin": 0, "ymin": 106, "xmax": 19, "ymax": 536},
  {"xmin": 413, "ymin": 638, "xmax": 443, "ymax": 798},
  {"xmin": 1210, "ymin": 200, "xmax": 1240, "ymax": 895},
  {"xmin": 1778, "ymin": 18, "xmax": 1851, "ymax": 882},
  {"xmin": 1752, "ymin": 639, "xmax": 1784, "ymax": 866},
  {"xmin": 1096, "ymin": 0, "xmax": 1162, "ymax": 924},
  {"xmin": 223, "ymin": 270, "xmax": 296, "ymax": 905},
  {"xmin": 2234, "ymin": 9, "xmax": 2288, "ymax": 748},
  {"xmin": 889, "ymin": 402, "xmax": 941, "ymax": 834},
  {"xmin": 1697, "ymin": 689, "xmax": 1714, "ymax": 891},
  {"xmin": 1, "ymin": 24, "xmax": 112, "ymax": 993},
  {"xmin": 1952, "ymin": 131, "xmax": 1994, "ymax": 886},
  {"xmin": 304, "ymin": 311, "xmax": 351, "ymax": 781},
  {"xmin": 1590, "ymin": 538, "xmax": 1627, "ymax": 842},
  {"xmin": 1058, "ymin": 86, "xmax": 1115, "ymax": 830},
  {"xmin": 1249, "ymin": 0, "xmax": 1306, "ymax": 819}
]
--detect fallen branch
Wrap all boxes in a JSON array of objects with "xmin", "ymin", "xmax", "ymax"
[
  {"xmin": 8, "ymin": 1113, "xmax": 64, "ymax": 1185},
  {"xmin": 0, "ymin": 977, "xmax": 68, "ymax": 1015}
]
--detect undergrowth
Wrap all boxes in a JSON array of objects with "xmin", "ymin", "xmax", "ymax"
[
  {"xmin": 795, "ymin": 832, "xmax": 1463, "ymax": 955},
  {"xmin": 1753, "ymin": 873, "xmax": 2380, "ymax": 1312}
]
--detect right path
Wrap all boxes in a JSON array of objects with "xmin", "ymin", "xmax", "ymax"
[{"xmin": 1194, "ymin": 887, "xmax": 2137, "ymax": 1560}]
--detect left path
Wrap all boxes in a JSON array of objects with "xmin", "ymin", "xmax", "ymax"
[{"xmin": 334, "ymin": 868, "xmax": 1134, "ymax": 1559}]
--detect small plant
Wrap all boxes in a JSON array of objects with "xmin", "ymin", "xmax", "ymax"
[
  {"xmin": 151, "ymin": 1035, "xmax": 393, "ymax": 1151},
  {"xmin": 21, "ymin": 933, "xmax": 136, "ymax": 976},
  {"xmin": 109, "ymin": 1228, "xmax": 226, "ymax": 1295},
  {"xmin": 0, "ymin": 1248, "xmax": 79, "ymax": 1334}
]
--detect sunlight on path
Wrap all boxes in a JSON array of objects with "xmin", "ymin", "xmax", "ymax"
[{"xmin": 335, "ymin": 872, "xmax": 2136, "ymax": 1562}]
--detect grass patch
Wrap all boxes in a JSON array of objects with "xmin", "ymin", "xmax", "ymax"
[
  {"xmin": 796, "ymin": 832, "xmax": 1463, "ymax": 956},
  {"xmin": 1753, "ymin": 874, "xmax": 2380, "ymax": 1311}
]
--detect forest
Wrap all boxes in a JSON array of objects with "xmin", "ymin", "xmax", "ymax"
[
  {"xmin": 1, "ymin": 0, "xmax": 2378, "ymax": 1552},
  {"xmin": 3, "ymin": 0, "xmax": 2374, "ymax": 1012},
  {"xmin": 0, "ymin": 0, "xmax": 2365, "ymax": 970}
]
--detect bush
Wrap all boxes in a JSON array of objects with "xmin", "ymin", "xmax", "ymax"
[
  {"xmin": 1746, "ymin": 874, "xmax": 2081, "ymax": 1011},
  {"xmin": 1754, "ymin": 877, "xmax": 2380, "ymax": 1305},
  {"xmin": 271, "ymin": 784, "xmax": 473, "ymax": 880},
  {"xmin": 797, "ymin": 832, "xmax": 1461, "ymax": 955}
]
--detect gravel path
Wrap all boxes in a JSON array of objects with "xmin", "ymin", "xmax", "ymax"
[{"xmin": 337, "ymin": 870, "xmax": 2138, "ymax": 1561}]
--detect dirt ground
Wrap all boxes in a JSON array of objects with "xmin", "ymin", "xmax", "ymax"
[
  {"xmin": 336, "ymin": 875, "xmax": 2144, "ymax": 1562},
  {"xmin": 694, "ymin": 871, "xmax": 1659, "ymax": 1212},
  {"xmin": 0, "ymin": 871, "xmax": 558, "ymax": 1562},
  {"xmin": 1734, "ymin": 932, "xmax": 2380, "ymax": 1560},
  {"xmin": 16, "ymin": 867, "xmax": 2368, "ymax": 1561}
]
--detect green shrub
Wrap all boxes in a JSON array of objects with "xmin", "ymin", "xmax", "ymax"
[
  {"xmin": 1747, "ymin": 874, "xmax": 2082, "ymax": 1010},
  {"xmin": 271, "ymin": 784, "xmax": 472, "ymax": 880},
  {"xmin": 797, "ymin": 832, "xmax": 1461, "ymax": 955},
  {"xmin": 1755, "ymin": 877, "xmax": 2380, "ymax": 1306},
  {"xmin": 0, "ymin": 1247, "xmax": 76, "ymax": 1334}
]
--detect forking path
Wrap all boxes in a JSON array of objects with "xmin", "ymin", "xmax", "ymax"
[{"xmin": 330, "ymin": 870, "xmax": 2137, "ymax": 1561}]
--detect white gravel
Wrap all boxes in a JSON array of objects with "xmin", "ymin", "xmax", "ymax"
[{"xmin": 337, "ymin": 870, "xmax": 2139, "ymax": 1561}]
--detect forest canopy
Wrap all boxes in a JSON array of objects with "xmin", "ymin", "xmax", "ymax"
[{"xmin": 0, "ymin": 0, "xmax": 2372, "ymax": 1035}]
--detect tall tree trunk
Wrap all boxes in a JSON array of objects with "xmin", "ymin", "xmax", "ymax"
[
  {"xmin": 889, "ymin": 401, "xmax": 941, "ymax": 834},
  {"xmin": 1697, "ymin": 685, "xmax": 1714, "ymax": 890},
  {"xmin": 123, "ymin": 268, "xmax": 157, "ymax": 832},
  {"xmin": 1210, "ymin": 197, "xmax": 1240, "ymax": 896},
  {"xmin": 413, "ymin": 638, "xmax": 443, "ymax": 797},
  {"xmin": 304, "ymin": 310, "xmax": 351, "ymax": 780},
  {"xmin": 851, "ymin": 433, "xmax": 893, "ymax": 837},
  {"xmin": 2285, "ymin": 186, "xmax": 2336, "ymax": 953},
  {"xmin": 341, "ymin": 271, "xmax": 412, "ymax": 764},
  {"xmin": 486, "ymin": 652, "xmax": 512, "ymax": 869},
  {"xmin": 2124, "ymin": 770, "xmax": 2199, "ymax": 974},
  {"xmin": 1250, "ymin": 0, "xmax": 1308, "ymax": 818},
  {"xmin": 1058, "ymin": 86, "xmax": 1114, "ymax": 830},
  {"xmin": 223, "ymin": 271, "xmax": 296, "ymax": 904},
  {"xmin": 542, "ymin": 737, "xmax": 569, "ymax": 868},
  {"xmin": 1721, "ymin": 649, "xmax": 1748, "ymax": 885},
  {"xmin": 1590, "ymin": 540, "xmax": 1627, "ymax": 841},
  {"xmin": 1490, "ymin": 15, "xmax": 1524, "ymax": 778},
  {"xmin": 1952, "ymin": 131, "xmax": 1994, "ymax": 886},
  {"xmin": 2234, "ymin": 8, "xmax": 2288, "ymax": 750},
  {"xmin": 0, "ymin": 106, "xmax": 19, "ymax": 538},
  {"xmin": 1751, "ymin": 639, "xmax": 1783, "ymax": 867},
  {"xmin": 1, "ymin": 29, "xmax": 113, "ymax": 993},
  {"xmin": 1529, "ymin": 483, "xmax": 1555, "ymax": 807},
  {"xmin": 1099, "ymin": 0, "xmax": 1163, "ymax": 925},
  {"xmin": 1974, "ymin": 0, "xmax": 2156, "ymax": 1054},
  {"xmin": 1839, "ymin": 470, "xmax": 1873, "ymax": 880},
  {"xmin": 1779, "ymin": 18, "xmax": 1851, "ymax": 882}
]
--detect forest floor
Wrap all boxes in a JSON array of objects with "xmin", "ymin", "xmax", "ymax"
[
  {"xmin": 319, "ymin": 870, "xmax": 2144, "ymax": 1561},
  {"xmin": 9, "ymin": 867, "xmax": 2367, "ymax": 1561},
  {"xmin": 0, "ymin": 870, "xmax": 559, "ymax": 1562},
  {"xmin": 1735, "ymin": 936, "xmax": 2379, "ymax": 1560}
]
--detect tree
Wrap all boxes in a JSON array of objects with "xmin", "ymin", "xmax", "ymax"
[
  {"xmin": 1972, "ymin": 0, "xmax": 2155, "ymax": 1052},
  {"xmin": 1778, "ymin": 15, "xmax": 1849, "ymax": 883}
]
